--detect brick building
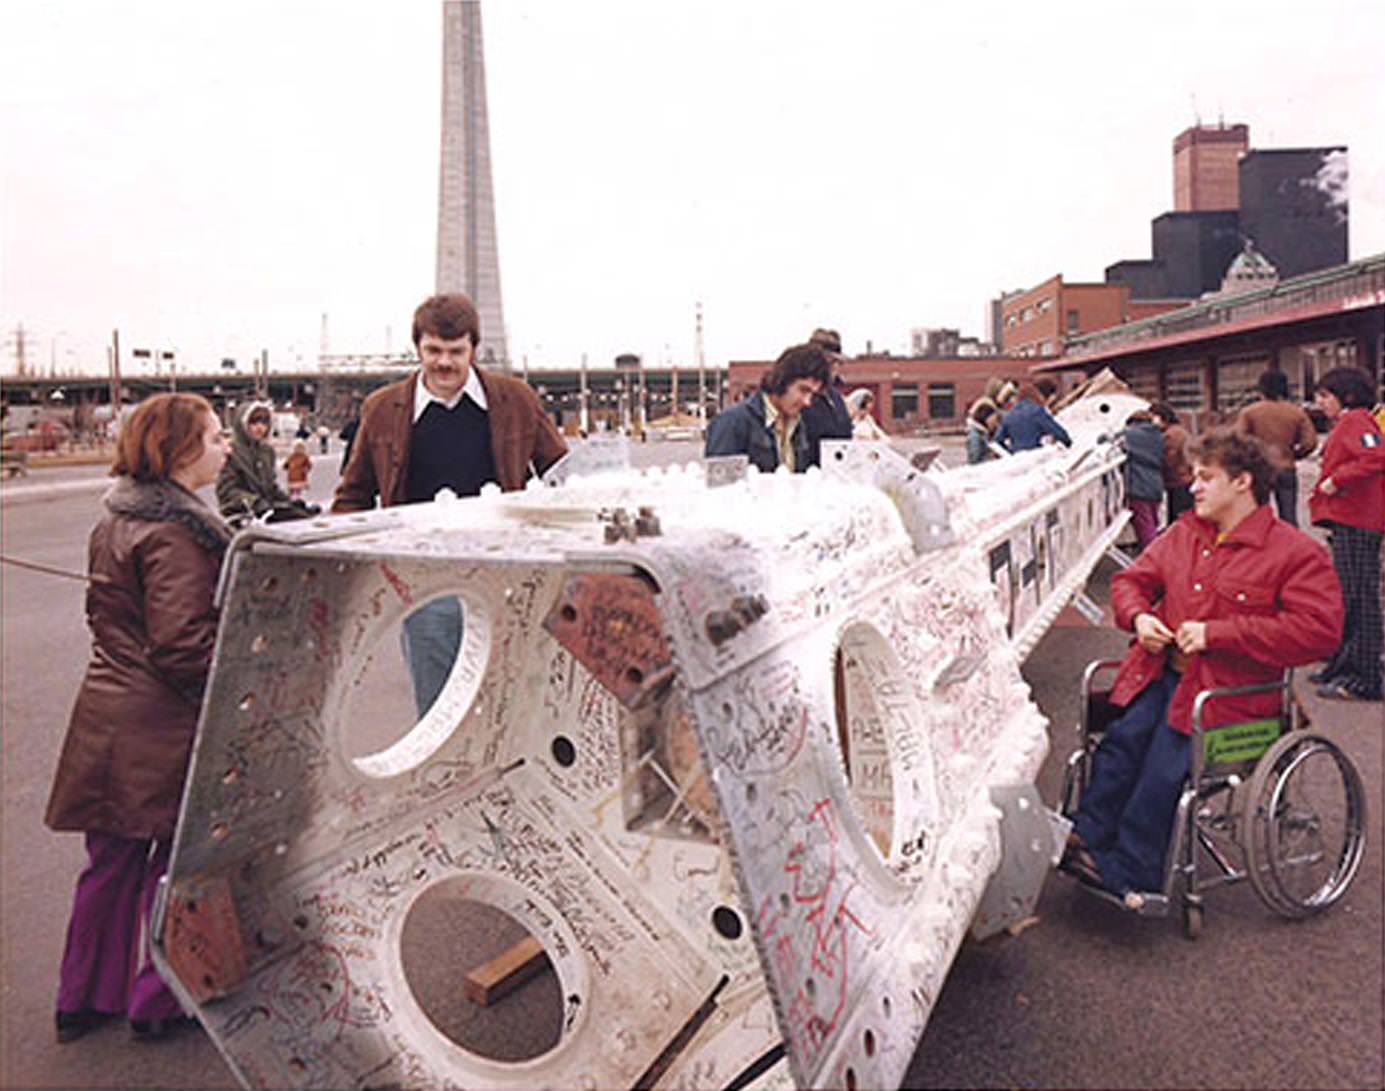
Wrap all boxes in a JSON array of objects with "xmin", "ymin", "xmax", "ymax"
[
  {"xmin": 997, "ymin": 276, "xmax": 1184, "ymax": 358},
  {"xmin": 1173, "ymin": 122, "xmax": 1249, "ymax": 211}
]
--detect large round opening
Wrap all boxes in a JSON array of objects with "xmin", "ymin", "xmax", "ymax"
[
  {"xmin": 339, "ymin": 591, "xmax": 492, "ymax": 778},
  {"xmin": 398, "ymin": 875, "xmax": 580, "ymax": 1063},
  {"xmin": 832, "ymin": 622, "xmax": 940, "ymax": 864}
]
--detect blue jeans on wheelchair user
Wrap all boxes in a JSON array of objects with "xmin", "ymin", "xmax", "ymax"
[
  {"xmin": 1072, "ymin": 670, "xmax": 1190, "ymax": 896},
  {"xmin": 400, "ymin": 596, "xmax": 464, "ymax": 717}
]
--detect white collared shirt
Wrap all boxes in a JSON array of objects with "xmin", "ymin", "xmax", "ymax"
[{"xmin": 412, "ymin": 367, "xmax": 488, "ymax": 423}]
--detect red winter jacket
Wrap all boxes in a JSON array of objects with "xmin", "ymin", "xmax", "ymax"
[
  {"xmin": 1308, "ymin": 407, "xmax": 1385, "ymax": 532},
  {"xmin": 1108, "ymin": 505, "xmax": 1343, "ymax": 733}
]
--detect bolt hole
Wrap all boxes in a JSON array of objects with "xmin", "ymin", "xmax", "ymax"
[
  {"xmin": 551, "ymin": 735, "xmax": 577, "ymax": 767},
  {"xmin": 711, "ymin": 906, "xmax": 743, "ymax": 941},
  {"xmin": 185, "ymin": 899, "xmax": 199, "ymax": 914},
  {"xmin": 625, "ymin": 665, "xmax": 644, "ymax": 686},
  {"xmin": 779, "ymin": 892, "xmax": 791, "ymax": 912},
  {"xmin": 804, "ymin": 977, "xmax": 816, "ymax": 999},
  {"xmin": 846, "ymin": 1066, "xmax": 858, "ymax": 1091},
  {"xmin": 559, "ymin": 603, "xmax": 578, "ymax": 623},
  {"xmin": 293, "ymin": 914, "xmax": 309, "ymax": 930},
  {"xmin": 834, "ymin": 450, "xmax": 845, "ymax": 461},
  {"xmin": 745, "ymin": 783, "xmax": 757, "ymax": 805},
  {"xmin": 202, "ymin": 974, "xmax": 215, "ymax": 989},
  {"xmin": 882, "ymin": 995, "xmax": 892, "ymax": 1018},
  {"xmin": 864, "ymin": 1028, "xmax": 876, "ymax": 1057}
]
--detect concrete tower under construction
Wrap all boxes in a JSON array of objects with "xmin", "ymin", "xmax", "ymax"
[{"xmin": 435, "ymin": 0, "xmax": 508, "ymax": 368}]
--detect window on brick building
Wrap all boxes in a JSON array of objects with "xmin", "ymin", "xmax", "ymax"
[
  {"xmin": 891, "ymin": 383, "xmax": 919, "ymax": 419},
  {"xmin": 1066, "ymin": 309, "xmax": 1080, "ymax": 334},
  {"xmin": 927, "ymin": 383, "xmax": 955, "ymax": 419}
]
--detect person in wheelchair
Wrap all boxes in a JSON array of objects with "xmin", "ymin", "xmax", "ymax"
[{"xmin": 1063, "ymin": 429, "xmax": 1344, "ymax": 898}]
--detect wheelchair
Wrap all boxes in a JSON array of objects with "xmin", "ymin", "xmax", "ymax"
[{"xmin": 1059, "ymin": 659, "xmax": 1368, "ymax": 939}]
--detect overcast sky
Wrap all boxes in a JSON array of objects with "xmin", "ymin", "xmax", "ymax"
[{"xmin": 2, "ymin": 0, "xmax": 1383, "ymax": 379}]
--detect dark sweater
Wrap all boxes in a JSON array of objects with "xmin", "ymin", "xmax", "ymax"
[{"xmin": 405, "ymin": 397, "xmax": 498, "ymax": 503}]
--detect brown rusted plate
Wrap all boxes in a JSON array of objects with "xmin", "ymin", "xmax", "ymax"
[
  {"xmin": 162, "ymin": 875, "xmax": 249, "ymax": 1002},
  {"xmin": 543, "ymin": 572, "xmax": 672, "ymax": 708}
]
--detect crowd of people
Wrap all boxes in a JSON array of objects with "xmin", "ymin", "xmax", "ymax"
[{"xmin": 41, "ymin": 295, "xmax": 1382, "ymax": 1051}]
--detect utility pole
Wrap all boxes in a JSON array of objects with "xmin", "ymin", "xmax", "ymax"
[
  {"xmin": 669, "ymin": 344, "xmax": 678, "ymax": 422},
  {"xmin": 109, "ymin": 329, "xmax": 122, "ymax": 413},
  {"xmin": 695, "ymin": 301, "xmax": 706, "ymax": 425},
  {"xmin": 579, "ymin": 352, "xmax": 590, "ymax": 436}
]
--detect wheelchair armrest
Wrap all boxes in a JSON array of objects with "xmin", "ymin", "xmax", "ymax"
[
  {"xmin": 1079, "ymin": 659, "xmax": 1126, "ymax": 741},
  {"xmin": 1189, "ymin": 673, "xmax": 1292, "ymax": 739},
  {"xmin": 1189, "ymin": 672, "xmax": 1293, "ymax": 781}
]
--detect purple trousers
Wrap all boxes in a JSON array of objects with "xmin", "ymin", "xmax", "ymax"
[
  {"xmin": 1129, "ymin": 498, "xmax": 1161, "ymax": 550},
  {"xmin": 56, "ymin": 832, "xmax": 183, "ymax": 1020}
]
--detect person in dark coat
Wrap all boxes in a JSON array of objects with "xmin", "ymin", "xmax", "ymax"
[
  {"xmin": 45, "ymin": 393, "xmax": 231, "ymax": 1043},
  {"xmin": 216, "ymin": 400, "xmax": 292, "ymax": 523},
  {"xmin": 704, "ymin": 343, "xmax": 831, "ymax": 472},
  {"xmin": 797, "ymin": 328, "xmax": 854, "ymax": 467},
  {"xmin": 996, "ymin": 378, "xmax": 1072, "ymax": 452},
  {"xmin": 1122, "ymin": 410, "xmax": 1167, "ymax": 549}
]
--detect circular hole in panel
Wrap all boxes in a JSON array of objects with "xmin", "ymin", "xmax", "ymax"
[
  {"xmin": 711, "ymin": 906, "xmax": 744, "ymax": 941},
  {"xmin": 745, "ymin": 783, "xmax": 758, "ymax": 806},
  {"xmin": 340, "ymin": 592, "xmax": 492, "ymax": 778},
  {"xmin": 399, "ymin": 874, "xmax": 582, "ymax": 1064},
  {"xmin": 551, "ymin": 735, "xmax": 577, "ymax": 768},
  {"xmin": 864, "ymin": 1028, "xmax": 876, "ymax": 1057},
  {"xmin": 846, "ymin": 1066, "xmax": 859, "ymax": 1091},
  {"xmin": 882, "ymin": 995, "xmax": 892, "ymax": 1019},
  {"xmin": 559, "ymin": 603, "xmax": 578, "ymax": 623},
  {"xmin": 625, "ymin": 665, "xmax": 645, "ymax": 686},
  {"xmin": 832, "ymin": 622, "xmax": 940, "ymax": 862},
  {"xmin": 804, "ymin": 977, "xmax": 816, "ymax": 999}
]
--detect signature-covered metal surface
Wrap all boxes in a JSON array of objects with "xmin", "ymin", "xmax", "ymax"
[{"xmin": 154, "ymin": 395, "xmax": 1139, "ymax": 1090}]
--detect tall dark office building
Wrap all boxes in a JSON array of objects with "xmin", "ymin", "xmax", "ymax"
[
  {"xmin": 1238, "ymin": 148, "xmax": 1349, "ymax": 279},
  {"xmin": 1105, "ymin": 126, "xmax": 1349, "ymax": 301}
]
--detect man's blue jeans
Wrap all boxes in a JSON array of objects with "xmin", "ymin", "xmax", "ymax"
[
  {"xmin": 1072, "ymin": 671, "xmax": 1190, "ymax": 895},
  {"xmin": 400, "ymin": 597, "xmax": 463, "ymax": 717}
]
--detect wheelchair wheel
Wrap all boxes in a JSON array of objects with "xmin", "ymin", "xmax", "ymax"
[
  {"xmin": 1181, "ymin": 897, "xmax": 1204, "ymax": 940},
  {"xmin": 1242, "ymin": 732, "xmax": 1367, "ymax": 918}
]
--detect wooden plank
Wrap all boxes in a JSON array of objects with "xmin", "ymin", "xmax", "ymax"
[{"xmin": 462, "ymin": 935, "xmax": 550, "ymax": 1007}]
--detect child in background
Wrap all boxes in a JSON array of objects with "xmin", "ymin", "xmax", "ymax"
[{"xmin": 284, "ymin": 440, "xmax": 312, "ymax": 501}]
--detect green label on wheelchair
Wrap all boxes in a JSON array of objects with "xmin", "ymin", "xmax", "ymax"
[{"xmin": 1203, "ymin": 719, "xmax": 1281, "ymax": 765}]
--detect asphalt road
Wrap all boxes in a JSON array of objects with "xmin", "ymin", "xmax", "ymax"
[{"xmin": 2, "ymin": 446, "xmax": 1380, "ymax": 1090}]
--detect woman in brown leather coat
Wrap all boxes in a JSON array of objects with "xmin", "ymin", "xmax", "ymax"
[{"xmin": 44, "ymin": 393, "xmax": 230, "ymax": 1042}]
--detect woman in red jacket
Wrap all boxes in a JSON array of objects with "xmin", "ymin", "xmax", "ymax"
[
  {"xmin": 1309, "ymin": 367, "xmax": 1384, "ymax": 701},
  {"xmin": 45, "ymin": 394, "xmax": 230, "ymax": 1042}
]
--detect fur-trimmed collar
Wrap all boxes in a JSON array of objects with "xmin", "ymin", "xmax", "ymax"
[{"xmin": 104, "ymin": 477, "xmax": 232, "ymax": 554}]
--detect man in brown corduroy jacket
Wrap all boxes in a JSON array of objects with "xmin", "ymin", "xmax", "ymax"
[{"xmin": 1234, "ymin": 369, "xmax": 1317, "ymax": 526}]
